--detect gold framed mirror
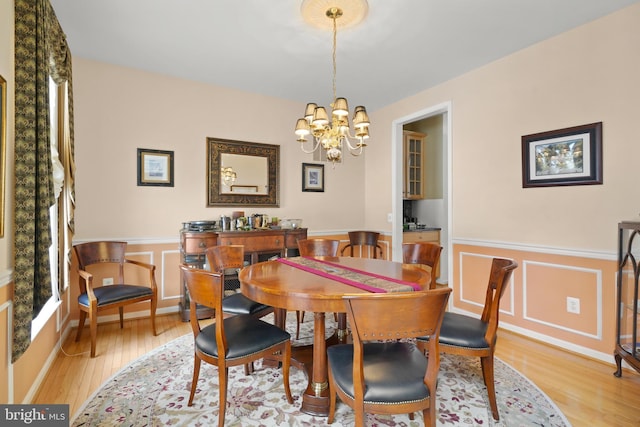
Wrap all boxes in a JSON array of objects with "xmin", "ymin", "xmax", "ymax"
[{"xmin": 207, "ymin": 137, "xmax": 280, "ymax": 207}]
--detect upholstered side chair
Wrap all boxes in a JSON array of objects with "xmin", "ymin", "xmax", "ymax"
[
  {"xmin": 74, "ymin": 241, "xmax": 157, "ymax": 357},
  {"xmin": 327, "ymin": 288, "xmax": 451, "ymax": 427},
  {"xmin": 180, "ymin": 265, "xmax": 293, "ymax": 427},
  {"xmin": 417, "ymin": 257, "xmax": 518, "ymax": 421}
]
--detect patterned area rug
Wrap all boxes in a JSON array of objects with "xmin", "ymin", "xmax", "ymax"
[{"xmin": 72, "ymin": 314, "xmax": 571, "ymax": 426}]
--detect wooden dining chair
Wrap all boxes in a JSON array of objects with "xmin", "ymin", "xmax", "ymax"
[
  {"xmin": 417, "ymin": 257, "xmax": 518, "ymax": 421},
  {"xmin": 340, "ymin": 231, "xmax": 383, "ymax": 259},
  {"xmin": 296, "ymin": 238, "xmax": 341, "ymax": 339},
  {"xmin": 206, "ymin": 245, "xmax": 273, "ymax": 320},
  {"xmin": 298, "ymin": 238, "xmax": 340, "ymax": 258},
  {"xmin": 74, "ymin": 241, "xmax": 157, "ymax": 357},
  {"xmin": 180, "ymin": 265, "xmax": 293, "ymax": 427},
  {"xmin": 327, "ymin": 288, "xmax": 451, "ymax": 427},
  {"xmin": 402, "ymin": 242, "xmax": 443, "ymax": 289},
  {"xmin": 207, "ymin": 245, "xmax": 274, "ymax": 374}
]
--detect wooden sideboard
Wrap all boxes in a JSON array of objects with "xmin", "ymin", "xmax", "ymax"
[{"xmin": 179, "ymin": 228, "xmax": 308, "ymax": 321}]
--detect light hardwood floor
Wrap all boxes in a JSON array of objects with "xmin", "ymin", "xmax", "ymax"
[{"xmin": 34, "ymin": 314, "xmax": 640, "ymax": 426}]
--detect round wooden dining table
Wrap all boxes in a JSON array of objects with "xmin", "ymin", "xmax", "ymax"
[{"xmin": 238, "ymin": 256, "xmax": 431, "ymax": 416}]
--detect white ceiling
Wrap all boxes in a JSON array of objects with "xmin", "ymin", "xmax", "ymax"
[{"xmin": 49, "ymin": 0, "xmax": 639, "ymax": 111}]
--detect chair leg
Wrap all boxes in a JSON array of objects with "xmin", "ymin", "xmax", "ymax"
[
  {"xmin": 76, "ymin": 311, "xmax": 87, "ymax": 342},
  {"xmin": 480, "ymin": 355, "xmax": 499, "ymax": 420},
  {"xmin": 150, "ymin": 297, "xmax": 157, "ymax": 335},
  {"xmin": 354, "ymin": 403, "xmax": 365, "ymax": 427},
  {"xmin": 423, "ymin": 407, "xmax": 435, "ymax": 427},
  {"xmin": 89, "ymin": 310, "xmax": 98, "ymax": 358},
  {"xmin": 188, "ymin": 355, "xmax": 201, "ymax": 406},
  {"xmin": 282, "ymin": 341, "xmax": 293, "ymax": 403},
  {"xmin": 327, "ymin": 369, "xmax": 337, "ymax": 423},
  {"xmin": 218, "ymin": 366, "xmax": 229, "ymax": 427},
  {"xmin": 243, "ymin": 362, "xmax": 254, "ymax": 375},
  {"xmin": 119, "ymin": 307, "xmax": 124, "ymax": 329}
]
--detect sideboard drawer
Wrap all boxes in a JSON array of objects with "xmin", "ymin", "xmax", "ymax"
[
  {"xmin": 285, "ymin": 229, "xmax": 307, "ymax": 249},
  {"xmin": 219, "ymin": 235, "xmax": 285, "ymax": 252},
  {"xmin": 182, "ymin": 232, "xmax": 218, "ymax": 254},
  {"xmin": 403, "ymin": 230, "xmax": 440, "ymax": 244}
]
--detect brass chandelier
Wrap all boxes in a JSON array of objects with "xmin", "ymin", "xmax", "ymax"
[{"xmin": 294, "ymin": 3, "xmax": 370, "ymax": 165}]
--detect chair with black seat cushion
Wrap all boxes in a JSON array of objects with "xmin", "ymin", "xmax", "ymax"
[
  {"xmin": 402, "ymin": 242, "xmax": 443, "ymax": 289},
  {"xmin": 417, "ymin": 257, "xmax": 518, "ymax": 421},
  {"xmin": 340, "ymin": 231, "xmax": 383, "ymax": 259},
  {"xmin": 296, "ymin": 238, "xmax": 341, "ymax": 339},
  {"xmin": 207, "ymin": 245, "xmax": 274, "ymax": 374},
  {"xmin": 327, "ymin": 288, "xmax": 451, "ymax": 427},
  {"xmin": 180, "ymin": 265, "xmax": 293, "ymax": 427},
  {"xmin": 206, "ymin": 245, "xmax": 273, "ymax": 320},
  {"xmin": 74, "ymin": 241, "xmax": 157, "ymax": 358}
]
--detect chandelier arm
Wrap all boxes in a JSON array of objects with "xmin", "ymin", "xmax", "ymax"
[
  {"xmin": 341, "ymin": 128, "xmax": 365, "ymax": 148},
  {"xmin": 299, "ymin": 138, "xmax": 322, "ymax": 154},
  {"xmin": 343, "ymin": 137, "xmax": 365, "ymax": 151},
  {"xmin": 348, "ymin": 145, "xmax": 364, "ymax": 156}
]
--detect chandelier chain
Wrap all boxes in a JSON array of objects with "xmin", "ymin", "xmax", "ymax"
[{"xmin": 332, "ymin": 14, "xmax": 337, "ymax": 104}]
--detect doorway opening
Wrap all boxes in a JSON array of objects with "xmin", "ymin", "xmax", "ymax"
[{"xmin": 392, "ymin": 102, "xmax": 451, "ymax": 284}]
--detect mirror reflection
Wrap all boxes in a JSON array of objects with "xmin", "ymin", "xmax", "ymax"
[
  {"xmin": 207, "ymin": 137, "xmax": 279, "ymax": 207},
  {"xmin": 220, "ymin": 153, "xmax": 268, "ymax": 195}
]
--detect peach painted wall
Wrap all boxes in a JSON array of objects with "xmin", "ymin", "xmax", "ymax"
[
  {"xmin": 364, "ymin": 4, "xmax": 640, "ymax": 363},
  {"xmin": 452, "ymin": 244, "xmax": 618, "ymax": 359},
  {"xmin": 369, "ymin": 4, "xmax": 640, "ymax": 246},
  {"xmin": 71, "ymin": 58, "xmax": 369, "ymax": 241}
]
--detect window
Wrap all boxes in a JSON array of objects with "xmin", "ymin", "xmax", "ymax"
[{"xmin": 31, "ymin": 77, "xmax": 68, "ymax": 338}]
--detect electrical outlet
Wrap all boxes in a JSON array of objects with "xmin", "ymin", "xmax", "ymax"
[
  {"xmin": 566, "ymin": 296, "xmax": 580, "ymax": 314},
  {"xmin": 103, "ymin": 277, "xmax": 114, "ymax": 286},
  {"xmin": 387, "ymin": 213, "xmax": 393, "ymax": 223}
]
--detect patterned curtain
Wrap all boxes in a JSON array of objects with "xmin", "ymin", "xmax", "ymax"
[{"xmin": 13, "ymin": 0, "xmax": 75, "ymax": 362}]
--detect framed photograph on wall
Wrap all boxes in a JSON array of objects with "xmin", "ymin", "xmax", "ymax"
[
  {"xmin": 302, "ymin": 163, "xmax": 324, "ymax": 192},
  {"xmin": 137, "ymin": 148, "xmax": 174, "ymax": 187},
  {"xmin": 521, "ymin": 122, "xmax": 602, "ymax": 188}
]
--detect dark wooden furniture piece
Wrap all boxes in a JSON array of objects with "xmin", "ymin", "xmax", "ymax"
[
  {"xmin": 402, "ymin": 242, "xmax": 442, "ymax": 288},
  {"xmin": 74, "ymin": 241, "xmax": 157, "ymax": 357},
  {"xmin": 417, "ymin": 257, "xmax": 517, "ymax": 421},
  {"xmin": 403, "ymin": 229, "xmax": 441, "ymax": 278},
  {"xmin": 340, "ymin": 230, "xmax": 383, "ymax": 259},
  {"xmin": 179, "ymin": 228, "xmax": 307, "ymax": 321},
  {"xmin": 239, "ymin": 257, "xmax": 431, "ymax": 416},
  {"xmin": 298, "ymin": 238, "xmax": 340, "ymax": 258},
  {"xmin": 614, "ymin": 221, "xmax": 640, "ymax": 377},
  {"xmin": 180, "ymin": 265, "xmax": 293, "ymax": 427},
  {"xmin": 327, "ymin": 288, "xmax": 451, "ymax": 427},
  {"xmin": 295, "ymin": 238, "xmax": 341, "ymax": 339},
  {"xmin": 206, "ymin": 245, "xmax": 273, "ymax": 319},
  {"xmin": 206, "ymin": 244, "xmax": 274, "ymax": 375}
]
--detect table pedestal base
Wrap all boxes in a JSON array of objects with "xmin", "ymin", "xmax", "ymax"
[{"xmin": 297, "ymin": 312, "xmax": 347, "ymax": 416}]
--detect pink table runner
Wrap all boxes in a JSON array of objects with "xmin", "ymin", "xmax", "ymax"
[{"xmin": 277, "ymin": 257, "xmax": 420, "ymax": 293}]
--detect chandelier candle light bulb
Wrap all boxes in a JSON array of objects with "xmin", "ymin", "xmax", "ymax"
[
  {"xmin": 221, "ymin": 166, "xmax": 237, "ymax": 187},
  {"xmin": 295, "ymin": 1, "xmax": 371, "ymax": 165}
]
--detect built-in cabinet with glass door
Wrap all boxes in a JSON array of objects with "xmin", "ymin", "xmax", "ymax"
[
  {"xmin": 403, "ymin": 130, "xmax": 426, "ymax": 200},
  {"xmin": 614, "ymin": 221, "xmax": 640, "ymax": 377}
]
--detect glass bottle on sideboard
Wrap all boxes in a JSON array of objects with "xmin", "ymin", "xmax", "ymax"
[{"xmin": 614, "ymin": 221, "xmax": 640, "ymax": 377}]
